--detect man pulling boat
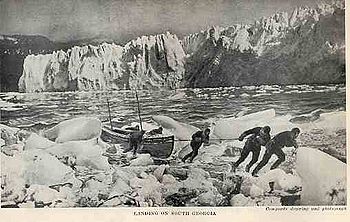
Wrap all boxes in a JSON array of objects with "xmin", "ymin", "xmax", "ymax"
[{"xmin": 182, "ymin": 128, "xmax": 211, "ymax": 163}]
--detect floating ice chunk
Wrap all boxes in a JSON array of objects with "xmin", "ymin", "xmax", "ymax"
[
  {"xmin": 1, "ymin": 153, "xmax": 27, "ymax": 203},
  {"xmin": 197, "ymin": 190, "xmax": 224, "ymax": 206},
  {"xmin": 22, "ymin": 149, "xmax": 76, "ymax": 186},
  {"xmin": 268, "ymin": 114, "xmax": 297, "ymax": 135},
  {"xmin": 255, "ymin": 169, "xmax": 302, "ymax": 193},
  {"xmin": 257, "ymin": 196, "xmax": 282, "ymax": 206},
  {"xmin": 303, "ymin": 111, "xmax": 345, "ymax": 132},
  {"xmin": 27, "ymin": 184, "xmax": 62, "ymax": 204},
  {"xmin": 43, "ymin": 117, "xmax": 102, "ymax": 143},
  {"xmin": 213, "ymin": 109, "xmax": 276, "ymax": 139},
  {"xmin": 296, "ymin": 147, "xmax": 346, "ymax": 205},
  {"xmin": 2, "ymin": 143, "xmax": 24, "ymax": 156},
  {"xmin": 230, "ymin": 194, "xmax": 256, "ymax": 206},
  {"xmin": 252, "ymin": 93, "xmax": 272, "ymax": 97},
  {"xmin": 289, "ymin": 109, "xmax": 324, "ymax": 123},
  {"xmin": 129, "ymin": 174, "xmax": 163, "ymax": 206},
  {"xmin": 152, "ymin": 115, "xmax": 201, "ymax": 154},
  {"xmin": 1, "ymin": 149, "xmax": 78, "ymax": 203},
  {"xmin": 153, "ymin": 164, "xmax": 167, "ymax": 182},
  {"xmin": 250, "ymin": 184, "xmax": 264, "ymax": 197},
  {"xmin": 289, "ymin": 110, "xmax": 345, "ymax": 134},
  {"xmin": 152, "ymin": 115, "xmax": 220, "ymax": 156},
  {"xmin": 101, "ymin": 197, "xmax": 122, "ymax": 207},
  {"xmin": 162, "ymin": 174, "xmax": 177, "ymax": 185},
  {"xmin": 47, "ymin": 139, "xmax": 110, "ymax": 170},
  {"xmin": 240, "ymin": 93, "xmax": 250, "ymax": 97},
  {"xmin": 191, "ymin": 144, "xmax": 227, "ymax": 163},
  {"xmin": 1, "ymin": 124, "xmax": 19, "ymax": 146},
  {"xmin": 212, "ymin": 108, "xmax": 341, "ymax": 140},
  {"xmin": 168, "ymin": 91, "xmax": 186, "ymax": 100},
  {"xmin": 112, "ymin": 167, "xmax": 137, "ymax": 183},
  {"xmin": 130, "ymin": 153, "xmax": 154, "ymax": 166},
  {"xmin": 18, "ymin": 202, "xmax": 35, "ymax": 208},
  {"xmin": 152, "ymin": 115, "xmax": 200, "ymax": 140},
  {"xmin": 25, "ymin": 133, "xmax": 55, "ymax": 150},
  {"xmin": 109, "ymin": 178, "xmax": 132, "ymax": 198}
]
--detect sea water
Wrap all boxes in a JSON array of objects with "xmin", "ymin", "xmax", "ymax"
[{"xmin": 0, "ymin": 84, "xmax": 345, "ymax": 130}]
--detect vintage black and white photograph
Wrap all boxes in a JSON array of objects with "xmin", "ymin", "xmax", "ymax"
[{"xmin": 0, "ymin": 0, "xmax": 346, "ymax": 208}]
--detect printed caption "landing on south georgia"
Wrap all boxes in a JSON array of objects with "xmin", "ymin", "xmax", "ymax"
[{"xmin": 133, "ymin": 210, "xmax": 217, "ymax": 216}]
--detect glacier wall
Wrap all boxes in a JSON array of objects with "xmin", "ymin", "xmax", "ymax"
[{"xmin": 19, "ymin": 33, "xmax": 185, "ymax": 92}]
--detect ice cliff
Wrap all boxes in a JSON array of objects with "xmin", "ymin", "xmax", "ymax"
[
  {"xmin": 16, "ymin": 0, "xmax": 345, "ymax": 92},
  {"xmin": 18, "ymin": 32, "xmax": 185, "ymax": 92}
]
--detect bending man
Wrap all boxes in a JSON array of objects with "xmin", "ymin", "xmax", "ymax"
[
  {"xmin": 232, "ymin": 126, "xmax": 271, "ymax": 173},
  {"xmin": 182, "ymin": 128, "xmax": 210, "ymax": 163},
  {"xmin": 251, "ymin": 128, "xmax": 300, "ymax": 177}
]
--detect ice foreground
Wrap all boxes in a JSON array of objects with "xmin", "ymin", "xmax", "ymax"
[
  {"xmin": 1, "ymin": 109, "xmax": 346, "ymax": 207},
  {"xmin": 297, "ymin": 147, "xmax": 346, "ymax": 205}
]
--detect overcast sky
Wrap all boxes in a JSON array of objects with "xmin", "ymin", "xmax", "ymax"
[{"xmin": 0, "ymin": 0, "xmax": 322, "ymax": 43}]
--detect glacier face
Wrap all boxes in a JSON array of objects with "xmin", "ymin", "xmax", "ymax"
[
  {"xmin": 17, "ymin": 0, "xmax": 345, "ymax": 92},
  {"xmin": 19, "ymin": 33, "xmax": 185, "ymax": 92}
]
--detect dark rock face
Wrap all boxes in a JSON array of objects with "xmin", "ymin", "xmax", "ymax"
[
  {"xmin": 0, "ymin": 35, "xmax": 86, "ymax": 92},
  {"xmin": 0, "ymin": 35, "xmax": 56, "ymax": 92},
  {"xmin": 183, "ymin": 2, "xmax": 345, "ymax": 88}
]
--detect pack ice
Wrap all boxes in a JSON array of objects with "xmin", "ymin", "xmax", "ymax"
[
  {"xmin": 296, "ymin": 147, "xmax": 346, "ymax": 205},
  {"xmin": 43, "ymin": 117, "xmax": 102, "ymax": 143}
]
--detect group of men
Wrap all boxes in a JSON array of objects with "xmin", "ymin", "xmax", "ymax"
[
  {"xmin": 126, "ymin": 123, "xmax": 300, "ymax": 177},
  {"xmin": 182, "ymin": 126, "xmax": 300, "ymax": 177}
]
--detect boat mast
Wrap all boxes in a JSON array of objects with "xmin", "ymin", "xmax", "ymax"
[
  {"xmin": 135, "ymin": 90, "xmax": 143, "ymax": 131},
  {"xmin": 107, "ymin": 98, "xmax": 113, "ymax": 130}
]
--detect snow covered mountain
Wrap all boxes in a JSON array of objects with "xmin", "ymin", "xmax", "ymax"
[
  {"xmin": 1, "ymin": 0, "xmax": 345, "ymax": 92},
  {"xmin": 183, "ymin": 0, "xmax": 345, "ymax": 87}
]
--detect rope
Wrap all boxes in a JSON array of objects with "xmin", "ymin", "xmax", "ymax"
[{"xmin": 174, "ymin": 138, "xmax": 239, "ymax": 142}]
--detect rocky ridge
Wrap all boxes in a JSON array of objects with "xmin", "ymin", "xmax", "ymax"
[{"xmin": 183, "ymin": 0, "xmax": 345, "ymax": 87}]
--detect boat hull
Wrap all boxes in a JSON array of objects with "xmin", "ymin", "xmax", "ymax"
[{"xmin": 101, "ymin": 126, "xmax": 175, "ymax": 159}]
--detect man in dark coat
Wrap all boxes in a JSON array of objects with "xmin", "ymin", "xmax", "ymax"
[
  {"xmin": 129, "ymin": 129, "xmax": 146, "ymax": 156},
  {"xmin": 232, "ymin": 126, "xmax": 271, "ymax": 173},
  {"xmin": 182, "ymin": 128, "xmax": 210, "ymax": 163},
  {"xmin": 251, "ymin": 128, "xmax": 300, "ymax": 177}
]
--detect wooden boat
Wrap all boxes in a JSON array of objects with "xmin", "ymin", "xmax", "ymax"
[{"xmin": 101, "ymin": 124, "xmax": 175, "ymax": 159}]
